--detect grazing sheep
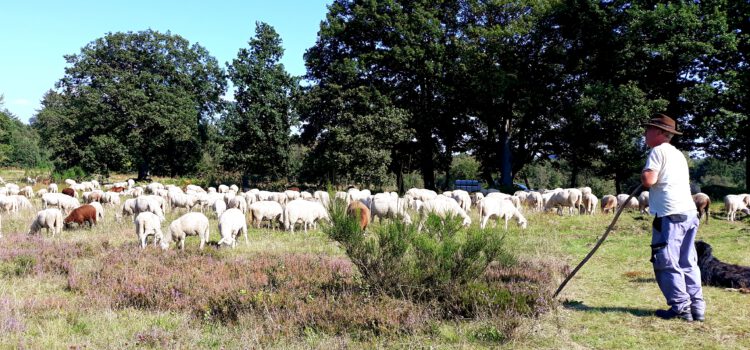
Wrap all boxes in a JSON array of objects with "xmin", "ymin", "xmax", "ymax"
[
  {"xmin": 638, "ymin": 191, "xmax": 650, "ymax": 214},
  {"xmin": 544, "ymin": 189, "xmax": 581, "ymax": 215},
  {"xmin": 369, "ymin": 195, "xmax": 412, "ymax": 225},
  {"xmin": 134, "ymin": 197, "xmax": 165, "ymax": 221},
  {"xmin": 418, "ymin": 196, "xmax": 472, "ymax": 231},
  {"xmin": 121, "ymin": 198, "xmax": 137, "ymax": 219},
  {"xmin": 248, "ymin": 201, "xmax": 284, "ymax": 229},
  {"xmin": 601, "ymin": 195, "xmax": 617, "ymax": 214},
  {"xmin": 581, "ymin": 192, "xmax": 598, "ymax": 215},
  {"xmin": 64, "ymin": 204, "xmax": 98, "ymax": 229},
  {"xmin": 48, "ymin": 183, "xmax": 58, "ymax": 193},
  {"xmin": 451, "ymin": 189, "xmax": 472, "ymax": 213},
  {"xmin": 228, "ymin": 196, "xmax": 248, "ymax": 214},
  {"xmin": 42, "ymin": 193, "xmax": 80, "ymax": 214},
  {"xmin": 478, "ymin": 197, "xmax": 527, "ymax": 230},
  {"xmin": 347, "ymin": 201, "xmax": 371, "ymax": 231},
  {"xmin": 724, "ymin": 194, "xmax": 750, "ymax": 222},
  {"xmin": 212, "ymin": 199, "xmax": 227, "ymax": 218},
  {"xmin": 62, "ymin": 187, "xmax": 77, "ymax": 198},
  {"xmin": 696, "ymin": 240, "xmax": 750, "ymax": 289},
  {"xmin": 313, "ymin": 191, "xmax": 331, "ymax": 208},
  {"xmin": 89, "ymin": 201, "xmax": 105, "ymax": 222},
  {"xmin": 693, "ymin": 193, "xmax": 710, "ymax": 224},
  {"xmin": 616, "ymin": 193, "xmax": 639, "ymax": 212},
  {"xmin": 283, "ymin": 199, "xmax": 329, "ymax": 233},
  {"xmin": 163, "ymin": 212, "xmax": 210, "ymax": 250},
  {"xmin": 19, "ymin": 186, "xmax": 33, "ymax": 198},
  {"xmin": 134, "ymin": 211, "xmax": 165, "ymax": 248},
  {"xmin": 28, "ymin": 208, "xmax": 64, "ymax": 236},
  {"xmin": 0, "ymin": 196, "xmax": 19, "ymax": 213},
  {"xmin": 218, "ymin": 208, "xmax": 248, "ymax": 248},
  {"xmin": 524, "ymin": 191, "xmax": 544, "ymax": 212}
]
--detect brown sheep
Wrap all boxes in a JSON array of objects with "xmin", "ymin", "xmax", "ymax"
[
  {"xmin": 110, "ymin": 186, "xmax": 126, "ymax": 193},
  {"xmin": 64, "ymin": 204, "xmax": 97, "ymax": 229},
  {"xmin": 600, "ymin": 195, "xmax": 617, "ymax": 214},
  {"xmin": 693, "ymin": 193, "xmax": 711, "ymax": 224},
  {"xmin": 62, "ymin": 187, "xmax": 76, "ymax": 198},
  {"xmin": 347, "ymin": 201, "xmax": 371, "ymax": 231}
]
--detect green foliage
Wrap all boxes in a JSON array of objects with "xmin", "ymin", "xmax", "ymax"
[
  {"xmin": 0, "ymin": 109, "xmax": 49, "ymax": 168},
  {"xmin": 0, "ymin": 255, "xmax": 36, "ymax": 277},
  {"xmin": 323, "ymin": 197, "xmax": 516, "ymax": 318},
  {"xmin": 450, "ymin": 154, "xmax": 480, "ymax": 182},
  {"xmin": 33, "ymin": 29, "xmax": 226, "ymax": 177},
  {"xmin": 222, "ymin": 22, "xmax": 296, "ymax": 181},
  {"xmin": 51, "ymin": 166, "xmax": 88, "ymax": 183}
]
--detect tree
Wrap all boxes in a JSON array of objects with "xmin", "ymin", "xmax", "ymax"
[
  {"xmin": 223, "ymin": 22, "xmax": 297, "ymax": 183},
  {"xmin": 33, "ymin": 29, "xmax": 226, "ymax": 178}
]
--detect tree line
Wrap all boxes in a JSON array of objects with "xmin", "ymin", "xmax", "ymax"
[{"xmin": 4, "ymin": 0, "xmax": 748, "ymax": 192}]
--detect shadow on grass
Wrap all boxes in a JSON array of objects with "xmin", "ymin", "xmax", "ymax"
[
  {"xmin": 631, "ymin": 277, "xmax": 657, "ymax": 283},
  {"xmin": 562, "ymin": 300, "xmax": 653, "ymax": 317}
]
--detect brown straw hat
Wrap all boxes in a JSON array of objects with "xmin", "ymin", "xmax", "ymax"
[{"xmin": 643, "ymin": 113, "xmax": 682, "ymax": 135}]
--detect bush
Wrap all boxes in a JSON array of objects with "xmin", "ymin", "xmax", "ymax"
[{"xmin": 323, "ymin": 198, "xmax": 520, "ymax": 318}]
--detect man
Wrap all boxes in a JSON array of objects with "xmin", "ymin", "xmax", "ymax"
[{"xmin": 641, "ymin": 113, "xmax": 704, "ymax": 322}]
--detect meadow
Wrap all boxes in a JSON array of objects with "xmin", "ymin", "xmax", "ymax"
[{"xmin": 1, "ymin": 171, "xmax": 749, "ymax": 349}]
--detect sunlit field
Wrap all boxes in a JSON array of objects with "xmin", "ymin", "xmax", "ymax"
[{"xmin": 1, "ymin": 171, "xmax": 749, "ymax": 349}]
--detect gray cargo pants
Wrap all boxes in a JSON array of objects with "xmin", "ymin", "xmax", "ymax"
[{"xmin": 650, "ymin": 212, "xmax": 705, "ymax": 315}]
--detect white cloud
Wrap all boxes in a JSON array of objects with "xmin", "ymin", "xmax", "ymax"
[{"xmin": 12, "ymin": 98, "xmax": 31, "ymax": 106}]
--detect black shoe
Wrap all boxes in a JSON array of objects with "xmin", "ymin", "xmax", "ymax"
[
  {"xmin": 655, "ymin": 308, "xmax": 693, "ymax": 321},
  {"xmin": 692, "ymin": 312, "xmax": 705, "ymax": 322}
]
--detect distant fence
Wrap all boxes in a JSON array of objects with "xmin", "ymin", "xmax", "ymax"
[{"xmin": 454, "ymin": 179, "xmax": 482, "ymax": 192}]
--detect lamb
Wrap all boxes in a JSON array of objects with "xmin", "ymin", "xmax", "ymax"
[
  {"xmin": 134, "ymin": 211, "xmax": 165, "ymax": 248},
  {"xmin": 369, "ymin": 195, "xmax": 412, "ymax": 224},
  {"xmin": 724, "ymin": 194, "xmax": 750, "ymax": 222},
  {"xmin": 28, "ymin": 208, "xmax": 64, "ymax": 236},
  {"xmin": 283, "ymin": 199, "xmax": 329, "ymax": 233},
  {"xmin": 64, "ymin": 204, "xmax": 98, "ymax": 229},
  {"xmin": 248, "ymin": 200, "xmax": 283, "ymax": 229},
  {"xmin": 693, "ymin": 193, "xmax": 711, "ymax": 224},
  {"xmin": 478, "ymin": 197, "xmax": 527, "ymax": 230},
  {"xmin": 418, "ymin": 196, "xmax": 472, "ymax": 231},
  {"xmin": 638, "ymin": 191, "xmax": 650, "ymax": 214},
  {"xmin": 347, "ymin": 200, "xmax": 371, "ymax": 231},
  {"xmin": 601, "ymin": 195, "xmax": 617, "ymax": 214},
  {"xmin": 217, "ymin": 208, "xmax": 248, "ymax": 248},
  {"xmin": 163, "ymin": 212, "xmax": 210, "ymax": 250}
]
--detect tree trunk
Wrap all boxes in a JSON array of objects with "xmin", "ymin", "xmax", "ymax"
[
  {"xmin": 419, "ymin": 133, "xmax": 435, "ymax": 190},
  {"xmin": 137, "ymin": 160, "xmax": 151, "ymax": 182},
  {"xmin": 569, "ymin": 165, "xmax": 579, "ymax": 188},
  {"xmin": 499, "ymin": 118, "xmax": 512, "ymax": 187},
  {"xmin": 396, "ymin": 167, "xmax": 404, "ymax": 195},
  {"xmin": 614, "ymin": 174, "xmax": 622, "ymax": 195}
]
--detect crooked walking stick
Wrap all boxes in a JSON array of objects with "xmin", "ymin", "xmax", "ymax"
[{"xmin": 553, "ymin": 184, "xmax": 643, "ymax": 298}]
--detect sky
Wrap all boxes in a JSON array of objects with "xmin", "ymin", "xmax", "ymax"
[{"xmin": 0, "ymin": 0, "xmax": 332, "ymax": 124}]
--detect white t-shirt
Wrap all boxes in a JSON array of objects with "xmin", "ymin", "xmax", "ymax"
[{"xmin": 644, "ymin": 143, "xmax": 696, "ymax": 217}]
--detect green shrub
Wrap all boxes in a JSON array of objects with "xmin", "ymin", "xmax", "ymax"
[
  {"xmin": 0, "ymin": 255, "xmax": 36, "ymax": 277},
  {"xmin": 323, "ymin": 197, "xmax": 516, "ymax": 318}
]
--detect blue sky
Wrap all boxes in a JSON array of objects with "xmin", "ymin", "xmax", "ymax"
[{"xmin": 0, "ymin": 1, "xmax": 332, "ymax": 124}]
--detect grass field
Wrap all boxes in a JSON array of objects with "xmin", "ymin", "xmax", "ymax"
[{"xmin": 1, "ymin": 173, "xmax": 749, "ymax": 348}]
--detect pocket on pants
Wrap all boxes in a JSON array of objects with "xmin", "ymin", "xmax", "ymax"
[
  {"xmin": 652, "ymin": 216, "xmax": 663, "ymax": 233},
  {"xmin": 651, "ymin": 243, "xmax": 670, "ymax": 270}
]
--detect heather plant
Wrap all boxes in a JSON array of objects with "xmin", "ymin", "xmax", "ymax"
[{"xmin": 323, "ymin": 198, "xmax": 530, "ymax": 318}]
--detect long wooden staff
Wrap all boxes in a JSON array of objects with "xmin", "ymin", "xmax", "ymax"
[{"xmin": 553, "ymin": 184, "xmax": 643, "ymax": 298}]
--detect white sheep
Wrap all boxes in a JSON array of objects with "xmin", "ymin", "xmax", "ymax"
[
  {"xmin": 451, "ymin": 189, "xmax": 472, "ymax": 213},
  {"xmin": 42, "ymin": 193, "xmax": 80, "ymax": 214},
  {"xmin": 478, "ymin": 197, "xmax": 527, "ymax": 230},
  {"xmin": 212, "ymin": 199, "xmax": 227, "ymax": 218},
  {"xmin": 134, "ymin": 211, "xmax": 165, "ymax": 249},
  {"xmin": 581, "ymin": 192, "xmax": 598, "ymax": 215},
  {"xmin": 0, "ymin": 196, "xmax": 18, "ymax": 213},
  {"xmin": 28, "ymin": 208, "xmax": 64, "ymax": 236},
  {"xmin": 369, "ymin": 195, "xmax": 412, "ymax": 224},
  {"xmin": 228, "ymin": 196, "xmax": 248, "ymax": 214},
  {"xmin": 249, "ymin": 200, "xmax": 284, "ymax": 229},
  {"xmin": 638, "ymin": 191, "xmax": 650, "ymax": 214},
  {"xmin": 417, "ymin": 196, "xmax": 472, "ymax": 231},
  {"xmin": 616, "ymin": 193, "xmax": 639, "ymax": 212},
  {"xmin": 524, "ymin": 191, "xmax": 544, "ymax": 212},
  {"xmin": 134, "ymin": 197, "xmax": 165, "ymax": 221},
  {"xmin": 19, "ymin": 186, "xmax": 33, "ymax": 198},
  {"xmin": 544, "ymin": 189, "xmax": 581, "ymax": 215},
  {"xmin": 169, "ymin": 192, "xmax": 196, "ymax": 212},
  {"xmin": 218, "ymin": 208, "xmax": 248, "ymax": 248},
  {"xmin": 89, "ymin": 201, "xmax": 105, "ymax": 222},
  {"xmin": 313, "ymin": 191, "xmax": 331, "ymax": 208},
  {"xmin": 283, "ymin": 199, "xmax": 329, "ymax": 233},
  {"xmin": 163, "ymin": 212, "xmax": 210, "ymax": 250},
  {"xmin": 724, "ymin": 194, "xmax": 750, "ymax": 222}
]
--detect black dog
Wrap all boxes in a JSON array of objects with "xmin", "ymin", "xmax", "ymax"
[{"xmin": 695, "ymin": 240, "xmax": 750, "ymax": 289}]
